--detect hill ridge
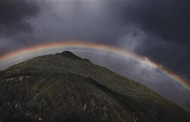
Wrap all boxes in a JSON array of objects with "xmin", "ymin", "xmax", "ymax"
[{"xmin": 0, "ymin": 52, "xmax": 190, "ymax": 122}]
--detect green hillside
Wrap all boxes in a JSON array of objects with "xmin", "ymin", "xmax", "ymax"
[{"xmin": 0, "ymin": 51, "xmax": 189, "ymax": 122}]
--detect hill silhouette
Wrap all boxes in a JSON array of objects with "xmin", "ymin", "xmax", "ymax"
[{"xmin": 0, "ymin": 51, "xmax": 190, "ymax": 122}]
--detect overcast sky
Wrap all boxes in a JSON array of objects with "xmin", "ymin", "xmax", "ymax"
[{"xmin": 0, "ymin": 0, "xmax": 190, "ymax": 112}]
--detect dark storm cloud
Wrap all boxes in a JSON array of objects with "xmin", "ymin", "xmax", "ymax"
[
  {"xmin": 110, "ymin": 0, "xmax": 190, "ymax": 44},
  {"xmin": 134, "ymin": 0, "xmax": 190, "ymax": 46},
  {"xmin": 0, "ymin": 0, "xmax": 189, "ymax": 80},
  {"xmin": 120, "ymin": 0, "xmax": 190, "ymax": 79},
  {"xmin": 106, "ymin": 0, "xmax": 190, "ymax": 80},
  {"xmin": 0, "ymin": 0, "xmax": 39, "ymax": 35}
]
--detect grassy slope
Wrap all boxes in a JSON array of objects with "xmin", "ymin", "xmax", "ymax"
[{"xmin": 0, "ymin": 52, "xmax": 190, "ymax": 122}]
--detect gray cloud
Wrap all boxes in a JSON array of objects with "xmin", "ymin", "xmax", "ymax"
[
  {"xmin": 0, "ymin": 0, "xmax": 39, "ymax": 35},
  {"xmin": 124, "ymin": 0, "xmax": 190, "ymax": 81}
]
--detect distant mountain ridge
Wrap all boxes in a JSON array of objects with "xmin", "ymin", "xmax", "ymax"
[{"xmin": 0, "ymin": 51, "xmax": 190, "ymax": 122}]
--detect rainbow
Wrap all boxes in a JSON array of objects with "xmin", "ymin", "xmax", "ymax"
[{"xmin": 0, "ymin": 41, "xmax": 190, "ymax": 91}]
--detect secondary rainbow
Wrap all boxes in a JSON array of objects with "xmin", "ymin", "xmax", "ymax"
[{"xmin": 0, "ymin": 41, "xmax": 190, "ymax": 91}]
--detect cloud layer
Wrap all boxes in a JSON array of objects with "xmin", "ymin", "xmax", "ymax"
[{"xmin": 0, "ymin": 0, "xmax": 39, "ymax": 35}]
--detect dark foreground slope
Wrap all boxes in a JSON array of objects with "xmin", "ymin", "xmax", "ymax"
[{"xmin": 0, "ymin": 51, "xmax": 190, "ymax": 122}]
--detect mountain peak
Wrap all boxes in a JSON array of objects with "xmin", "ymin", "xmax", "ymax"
[
  {"xmin": 61, "ymin": 51, "xmax": 75, "ymax": 55},
  {"xmin": 58, "ymin": 51, "xmax": 82, "ymax": 60}
]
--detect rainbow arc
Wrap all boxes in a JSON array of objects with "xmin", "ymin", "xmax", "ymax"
[{"xmin": 0, "ymin": 42, "xmax": 190, "ymax": 91}]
